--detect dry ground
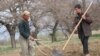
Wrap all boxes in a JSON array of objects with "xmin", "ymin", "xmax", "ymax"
[{"xmin": 0, "ymin": 39, "xmax": 100, "ymax": 56}]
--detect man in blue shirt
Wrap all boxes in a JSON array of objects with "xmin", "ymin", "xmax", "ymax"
[{"xmin": 18, "ymin": 11, "xmax": 35, "ymax": 56}]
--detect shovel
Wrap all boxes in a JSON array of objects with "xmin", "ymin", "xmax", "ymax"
[
  {"xmin": 34, "ymin": 39, "xmax": 53, "ymax": 56},
  {"xmin": 51, "ymin": 1, "xmax": 93, "ymax": 56},
  {"xmin": 34, "ymin": 39, "xmax": 64, "ymax": 56}
]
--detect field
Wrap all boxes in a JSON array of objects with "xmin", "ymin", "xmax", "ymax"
[{"xmin": 0, "ymin": 34, "xmax": 100, "ymax": 56}]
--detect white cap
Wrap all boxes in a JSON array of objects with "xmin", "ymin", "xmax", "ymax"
[{"xmin": 22, "ymin": 10, "xmax": 30, "ymax": 16}]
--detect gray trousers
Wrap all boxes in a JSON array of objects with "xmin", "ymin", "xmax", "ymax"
[{"xmin": 19, "ymin": 36, "xmax": 36, "ymax": 56}]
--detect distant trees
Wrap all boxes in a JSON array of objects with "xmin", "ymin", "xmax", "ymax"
[{"xmin": 0, "ymin": 0, "xmax": 100, "ymax": 45}]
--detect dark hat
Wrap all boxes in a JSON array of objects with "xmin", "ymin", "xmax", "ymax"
[{"xmin": 74, "ymin": 4, "xmax": 81, "ymax": 9}]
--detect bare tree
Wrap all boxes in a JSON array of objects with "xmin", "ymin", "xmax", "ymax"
[{"xmin": 0, "ymin": 0, "xmax": 26, "ymax": 48}]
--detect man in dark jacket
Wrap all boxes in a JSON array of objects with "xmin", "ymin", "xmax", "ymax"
[
  {"xmin": 18, "ymin": 11, "xmax": 35, "ymax": 56},
  {"xmin": 73, "ymin": 4, "xmax": 93, "ymax": 56}
]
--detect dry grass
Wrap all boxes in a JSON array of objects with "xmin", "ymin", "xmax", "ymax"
[
  {"xmin": 35, "ymin": 39, "xmax": 100, "ymax": 56},
  {"xmin": 0, "ymin": 37, "xmax": 100, "ymax": 56}
]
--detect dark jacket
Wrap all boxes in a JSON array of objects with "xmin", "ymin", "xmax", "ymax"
[
  {"xmin": 18, "ymin": 19, "xmax": 30, "ymax": 39},
  {"xmin": 73, "ymin": 13, "xmax": 93, "ymax": 36}
]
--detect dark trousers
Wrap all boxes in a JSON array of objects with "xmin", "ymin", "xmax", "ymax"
[
  {"xmin": 80, "ymin": 36, "xmax": 89, "ymax": 54},
  {"xmin": 78, "ymin": 31, "xmax": 89, "ymax": 54}
]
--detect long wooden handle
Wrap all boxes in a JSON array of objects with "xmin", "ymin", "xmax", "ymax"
[{"xmin": 62, "ymin": 1, "xmax": 93, "ymax": 50}]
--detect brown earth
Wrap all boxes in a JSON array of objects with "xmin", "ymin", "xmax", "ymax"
[{"xmin": 0, "ymin": 39, "xmax": 100, "ymax": 56}]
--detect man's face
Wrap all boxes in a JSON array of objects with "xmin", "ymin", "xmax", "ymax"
[
  {"xmin": 74, "ymin": 8, "xmax": 81, "ymax": 14},
  {"xmin": 23, "ymin": 14, "xmax": 30, "ymax": 21}
]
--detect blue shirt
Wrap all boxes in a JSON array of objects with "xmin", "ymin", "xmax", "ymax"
[{"xmin": 18, "ymin": 19, "xmax": 30, "ymax": 39}]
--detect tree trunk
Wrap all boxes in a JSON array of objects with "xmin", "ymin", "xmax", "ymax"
[
  {"xmin": 51, "ymin": 33, "xmax": 56, "ymax": 42},
  {"xmin": 6, "ymin": 24, "xmax": 16, "ymax": 48},
  {"xmin": 82, "ymin": 0, "xmax": 86, "ymax": 11},
  {"xmin": 97, "ymin": 0, "xmax": 100, "ymax": 6},
  {"xmin": 51, "ymin": 20, "xmax": 58, "ymax": 42},
  {"xmin": 9, "ymin": 27, "xmax": 16, "ymax": 48},
  {"xmin": 10, "ymin": 34, "xmax": 16, "ymax": 48}
]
